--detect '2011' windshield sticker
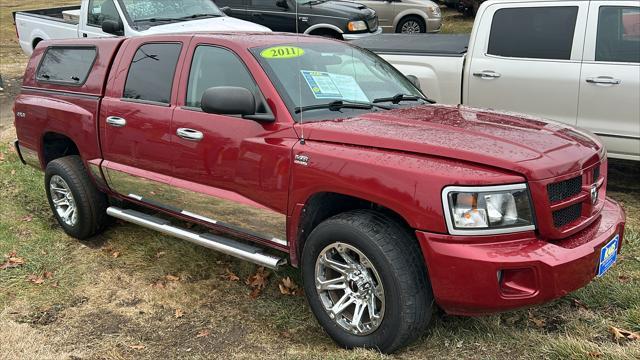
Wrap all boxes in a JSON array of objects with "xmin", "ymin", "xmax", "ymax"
[
  {"xmin": 260, "ymin": 46, "xmax": 305, "ymax": 59},
  {"xmin": 301, "ymin": 70, "xmax": 369, "ymax": 103}
]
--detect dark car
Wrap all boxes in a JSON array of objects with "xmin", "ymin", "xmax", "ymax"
[{"xmin": 216, "ymin": 0, "xmax": 382, "ymax": 39}]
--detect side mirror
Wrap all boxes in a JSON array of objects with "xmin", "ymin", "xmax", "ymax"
[
  {"xmin": 201, "ymin": 86, "xmax": 256, "ymax": 116},
  {"xmin": 276, "ymin": 0, "xmax": 289, "ymax": 9},
  {"xmin": 406, "ymin": 75, "xmax": 421, "ymax": 90},
  {"xmin": 219, "ymin": 6, "xmax": 231, "ymax": 15},
  {"xmin": 102, "ymin": 19, "xmax": 124, "ymax": 36}
]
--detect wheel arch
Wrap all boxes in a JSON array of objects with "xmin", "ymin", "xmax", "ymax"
[
  {"xmin": 393, "ymin": 10, "xmax": 429, "ymax": 31},
  {"xmin": 41, "ymin": 132, "xmax": 81, "ymax": 166},
  {"xmin": 292, "ymin": 191, "xmax": 417, "ymax": 267},
  {"xmin": 304, "ymin": 24, "xmax": 344, "ymax": 38}
]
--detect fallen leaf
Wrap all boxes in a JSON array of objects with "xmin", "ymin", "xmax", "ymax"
[
  {"xmin": 572, "ymin": 298, "xmax": 589, "ymax": 310},
  {"xmin": 249, "ymin": 287, "xmax": 262, "ymax": 299},
  {"xmin": 528, "ymin": 312, "xmax": 545, "ymax": 328},
  {"xmin": 175, "ymin": 308, "xmax": 184, "ymax": 318},
  {"xmin": 246, "ymin": 267, "xmax": 270, "ymax": 290},
  {"xmin": 155, "ymin": 251, "xmax": 166, "ymax": 258},
  {"xmin": 221, "ymin": 268, "xmax": 240, "ymax": 282},
  {"xmin": 0, "ymin": 252, "xmax": 25, "ymax": 270},
  {"xmin": 21, "ymin": 215, "xmax": 33, "ymax": 222},
  {"xmin": 278, "ymin": 276, "xmax": 301, "ymax": 296},
  {"xmin": 112, "ymin": 251, "xmax": 120, "ymax": 258},
  {"xmin": 610, "ymin": 326, "xmax": 640, "ymax": 342},
  {"xmin": 151, "ymin": 280, "xmax": 165, "ymax": 289},
  {"xmin": 588, "ymin": 351, "xmax": 603, "ymax": 358},
  {"xmin": 618, "ymin": 275, "xmax": 630, "ymax": 283},
  {"xmin": 27, "ymin": 274, "xmax": 44, "ymax": 285},
  {"xmin": 11, "ymin": 170, "xmax": 15, "ymax": 175},
  {"xmin": 0, "ymin": 152, "xmax": 5, "ymax": 161},
  {"xmin": 129, "ymin": 344, "xmax": 145, "ymax": 350},
  {"xmin": 196, "ymin": 329, "xmax": 209, "ymax": 338},
  {"xmin": 165, "ymin": 274, "xmax": 180, "ymax": 282},
  {"xmin": 43, "ymin": 271, "xmax": 54, "ymax": 279}
]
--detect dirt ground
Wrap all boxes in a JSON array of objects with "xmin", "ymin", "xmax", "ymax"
[{"xmin": 1, "ymin": 2, "xmax": 639, "ymax": 360}]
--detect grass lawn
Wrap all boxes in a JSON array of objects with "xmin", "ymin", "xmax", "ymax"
[{"xmin": 1, "ymin": 2, "xmax": 639, "ymax": 359}]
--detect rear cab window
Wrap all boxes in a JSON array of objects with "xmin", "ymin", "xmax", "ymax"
[
  {"xmin": 487, "ymin": 6, "xmax": 579, "ymax": 60},
  {"xmin": 123, "ymin": 43, "xmax": 182, "ymax": 105},
  {"xmin": 37, "ymin": 47, "xmax": 97, "ymax": 85}
]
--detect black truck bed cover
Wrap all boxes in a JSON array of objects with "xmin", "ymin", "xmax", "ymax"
[{"xmin": 351, "ymin": 34, "xmax": 469, "ymax": 57}]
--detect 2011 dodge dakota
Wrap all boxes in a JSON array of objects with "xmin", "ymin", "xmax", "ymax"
[{"xmin": 13, "ymin": 33, "xmax": 626, "ymax": 353}]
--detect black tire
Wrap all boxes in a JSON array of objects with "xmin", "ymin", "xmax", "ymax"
[
  {"xmin": 301, "ymin": 210, "xmax": 433, "ymax": 353},
  {"xmin": 310, "ymin": 29, "xmax": 343, "ymax": 40},
  {"xmin": 45, "ymin": 155, "xmax": 109, "ymax": 240},
  {"xmin": 396, "ymin": 16, "xmax": 426, "ymax": 34}
]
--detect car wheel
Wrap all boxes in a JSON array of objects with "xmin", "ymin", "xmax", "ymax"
[
  {"xmin": 45, "ymin": 155, "xmax": 109, "ymax": 240},
  {"xmin": 396, "ymin": 16, "xmax": 426, "ymax": 34},
  {"xmin": 301, "ymin": 210, "xmax": 433, "ymax": 353}
]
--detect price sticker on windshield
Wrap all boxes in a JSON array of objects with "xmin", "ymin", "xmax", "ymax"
[{"xmin": 260, "ymin": 46, "xmax": 305, "ymax": 59}]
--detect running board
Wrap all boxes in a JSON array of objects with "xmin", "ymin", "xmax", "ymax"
[{"xmin": 106, "ymin": 207, "xmax": 287, "ymax": 269}]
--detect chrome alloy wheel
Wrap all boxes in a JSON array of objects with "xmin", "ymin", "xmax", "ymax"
[
  {"xmin": 315, "ymin": 242, "xmax": 385, "ymax": 335},
  {"xmin": 401, "ymin": 21, "xmax": 422, "ymax": 33},
  {"xmin": 49, "ymin": 175, "xmax": 78, "ymax": 226}
]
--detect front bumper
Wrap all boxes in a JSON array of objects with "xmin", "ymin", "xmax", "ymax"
[
  {"xmin": 342, "ymin": 27, "xmax": 383, "ymax": 40},
  {"xmin": 426, "ymin": 17, "xmax": 442, "ymax": 33},
  {"xmin": 417, "ymin": 197, "xmax": 625, "ymax": 315}
]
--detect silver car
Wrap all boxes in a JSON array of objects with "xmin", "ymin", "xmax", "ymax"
[{"xmin": 351, "ymin": 0, "xmax": 442, "ymax": 33}]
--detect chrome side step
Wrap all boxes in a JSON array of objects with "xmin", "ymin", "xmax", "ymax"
[{"xmin": 106, "ymin": 207, "xmax": 287, "ymax": 269}]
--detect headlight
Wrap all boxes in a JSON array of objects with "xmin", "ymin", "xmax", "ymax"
[
  {"xmin": 347, "ymin": 20, "xmax": 368, "ymax": 32},
  {"xmin": 442, "ymin": 184, "xmax": 535, "ymax": 235},
  {"xmin": 427, "ymin": 5, "xmax": 441, "ymax": 17}
]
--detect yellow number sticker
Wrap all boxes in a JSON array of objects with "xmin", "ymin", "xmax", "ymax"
[{"xmin": 260, "ymin": 46, "xmax": 305, "ymax": 59}]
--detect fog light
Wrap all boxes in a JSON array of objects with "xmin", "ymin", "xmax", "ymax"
[{"xmin": 498, "ymin": 268, "xmax": 538, "ymax": 297}]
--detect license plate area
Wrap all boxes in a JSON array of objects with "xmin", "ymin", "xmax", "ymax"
[{"xmin": 597, "ymin": 234, "xmax": 619, "ymax": 277}]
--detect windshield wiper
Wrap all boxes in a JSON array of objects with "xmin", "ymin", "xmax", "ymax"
[
  {"xmin": 294, "ymin": 100, "xmax": 390, "ymax": 114},
  {"xmin": 373, "ymin": 93, "xmax": 435, "ymax": 104},
  {"xmin": 135, "ymin": 13, "xmax": 220, "ymax": 23}
]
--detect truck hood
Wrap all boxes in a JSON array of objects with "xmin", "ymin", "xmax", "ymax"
[
  {"xmin": 310, "ymin": 1, "xmax": 377, "ymax": 20},
  {"xmin": 140, "ymin": 16, "xmax": 271, "ymax": 35},
  {"xmin": 301, "ymin": 105, "xmax": 604, "ymax": 180}
]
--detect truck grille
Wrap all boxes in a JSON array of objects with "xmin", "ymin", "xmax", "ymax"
[
  {"xmin": 553, "ymin": 203, "xmax": 582, "ymax": 228},
  {"xmin": 593, "ymin": 166, "xmax": 600, "ymax": 182},
  {"xmin": 547, "ymin": 176, "xmax": 582, "ymax": 203},
  {"xmin": 367, "ymin": 17, "xmax": 378, "ymax": 32}
]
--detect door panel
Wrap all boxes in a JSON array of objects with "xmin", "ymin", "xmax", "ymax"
[
  {"xmin": 100, "ymin": 40, "xmax": 185, "ymax": 205},
  {"xmin": 170, "ymin": 43, "xmax": 295, "ymax": 244},
  {"xmin": 578, "ymin": 2, "xmax": 640, "ymax": 160},
  {"xmin": 465, "ymin": 2, "xmax": 588, "ymax": 125},
  {"xmin": 249, "ymin": 0, "xmax": 295, "ymax": 32}
]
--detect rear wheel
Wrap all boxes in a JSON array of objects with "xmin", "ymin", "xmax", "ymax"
[
  {"xmin": 302, "ymin": 210, "xmax": 433, "ymax": 353},
  {"xmin": 45, "ymin": 155, "xmax": 109, "ymax": 239},
  {"xmin": 396, "ymin": 16, "xmax": 426, "ymax": 34}
]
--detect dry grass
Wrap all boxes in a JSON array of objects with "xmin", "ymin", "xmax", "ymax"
[{"xmin": 0, "ymin": 2, "xmax": 638, "ymax": 359}]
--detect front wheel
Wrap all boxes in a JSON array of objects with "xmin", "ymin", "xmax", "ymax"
[
  {"xmin": 302, "ymin": 210, "xmax": 433, "ymax": 353},
  {"xmin": 396, "ymin": 16, "xmax": 426, "ymax": 34},
  {"xmin": 45, "ymin": 155, "xmax": 109, "ymax": 239}
]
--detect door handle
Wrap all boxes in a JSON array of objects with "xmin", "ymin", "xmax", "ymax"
[
  {"xmin": 106, "ymin": 116, "xmax": 127, "ymax": 127},
  {"xmin": 473, "ymin": 70, "xmax": 501, "ymax": 79},
  {"xmin": 586, "ymin": 77, "xmax": 621, "ymax": 85},
  {"xmin": 176, "ymin": 128, "xmax": 204, "ymax": 141}
]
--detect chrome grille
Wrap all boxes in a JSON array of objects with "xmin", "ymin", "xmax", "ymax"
[
  {"xmin": 553, "ymin": 203, "xmax": 582, "ymax": 228},
  {"xmin": 547, "ymin": 176, "xmax": 581, "ymax": 203}
]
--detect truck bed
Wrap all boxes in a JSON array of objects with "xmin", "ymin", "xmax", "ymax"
[
  {"xmin": 13, "ymin": 5, "xmax": 81, "ymax": 25},
  {"xmin": 351, "ymin": 34, "xmax": 469, "ymax": 57}
]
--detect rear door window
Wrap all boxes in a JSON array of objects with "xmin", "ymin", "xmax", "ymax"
[
  {"xmin": 487, "ymin": 6, "xmax": 579, "ymax": 60},
  {"xmin": 596, "ymin": 6, "xmax": 640, "ymax": 63},
  {"xmin": 123, "ymin": 43, "xmax": 182, "ymax": 104},
  {"xmin": 37, "ymin": 47, "xmax": 97, "ymax": 85}
]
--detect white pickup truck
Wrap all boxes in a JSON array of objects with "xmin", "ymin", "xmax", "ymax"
[
  {"xmin": 13, "ymin": 0, "xmax": 270, "ymax": 56},
  {"xmin": 353, "ymin": 0, "xmax": 640, "ymax": 161}
]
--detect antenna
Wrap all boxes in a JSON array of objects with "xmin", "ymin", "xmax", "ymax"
[{"xmin": 295, "ymin": 0, "xmax": 305, "ymax": 144}]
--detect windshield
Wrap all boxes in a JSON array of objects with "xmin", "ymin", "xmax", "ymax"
[
  {"xmin": 251, "ymin": 42, "xmax": 424, "ymax": 121},
  {"xmin": 121, "ymin": 0, "xmax": 223, "ymax": 22}
]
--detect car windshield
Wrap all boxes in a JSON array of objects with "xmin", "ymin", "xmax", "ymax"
[
  {"xmin": 251, "ymin": 42, "xmax": 425, "ymax": 121},
  {"xmin": 121, "ymin": 0, "xmax": 223, "ymax": 22}
]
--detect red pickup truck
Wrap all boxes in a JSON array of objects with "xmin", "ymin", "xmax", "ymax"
[{"xmin": 13, "ymin": 33, "xmax": 625, "ymax": 353}]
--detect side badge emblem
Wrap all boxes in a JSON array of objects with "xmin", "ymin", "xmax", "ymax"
[
  {"xmin": 294, "ymin": 154, "xmax": 309, "ymax": 166},
  {"xmin": 590, "ymin": 185, "xmax": 598, "ymax": 205}
]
